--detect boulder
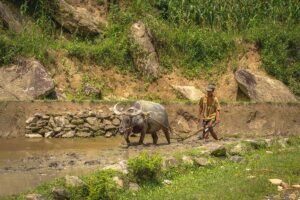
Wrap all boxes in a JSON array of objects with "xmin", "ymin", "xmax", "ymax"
[
  {"xmin": 97, "ymin": 112, "xmax": 110, "ymax": 119},
  {"xmin": 54, "ymin": 127, "xmax": 63, "ymax": 133},
  {"xmin": 112, "ymin": 176, "xmax": 124, "ymax": 189},
  {"xmin": 235, "ymin": 69, "xmax": 297, "ymax": 102},
  {"xmin": 193, "ymin": 157, "xmax": 209, "ymax": 166},
  {"xmin": 162, "ymin": 179, "xmax": 172, "ymax": 185},
  {"xmin": 103, "ymin": 160, "xmax": 128, "ymax": 174},
  {"xmin": 86, "ymin": 117, "xmax": 97, "ymax": 126},
  {"xmin": 76, "ymin": 131, "xmax": 93, "ymax": 137},
  {"xmin": 45, "ymin": 131, "xmax": 55, "ymax": 138},
  {"xmin": 54, "ymin": 116, "xmax": 70, "ymax": 127},
  {"xmin": 182, "ymin": 156, "xmax": 194, "ymax": 165},
  {"xmin": 65, "ymin": 175, "xmax": 86, "ymax": 187},
  {"xmin": 112, "ymin": 118, "xmax": 120, "ymax": 126},
  {"xmin": 105, "ymin": 131, "xmax": 113, "ymax": 138},
  {"xmin": 0, "ymin": 59, "xmax": 55, "ymax": 100},
  {"xmin": 162, "ymin": 157, "xmax": 179, "ymax": 170},
  {"xmin": 229, "ymin": 155, "xmax": 244, "ymax": 163},
  {"xmin": 62, "ymin": 131, "xmax": 75, "ymax": 138},
  {"xmin": 292, "ymin": 185, "xmax": 300, "ymax": 189},
  {"xmin": 0, "ymin": 1, "xmax": 24, "ymax": 32},
  {"xmin": 83, "ymin": 84, "xmax": 101, "ymax": 98},
  {"xmin": 129, "ymin": 182, "xmax": 140, "ymax": 191},
  {"xmin": 269, "ymin": 179, "xmax": 283, "ymax": 186},
  {"xmin": 228, "ymin": 143, "xmax": 250, "ymax": 156},
  {"xmin": 71, "ymin": 118, "xmax": 84, "ymax": 125},
  {"xmin": 52, "ymin": 0, "xmax": 107, "ymax": 36},
  {"xmin": 105, "ymin": 125, "xmax": 116, "ymax": 131},
  {"xmin": 51, "ymin": 187, "xmax": 70, "ymax": 200},
  {"xmin": 210, "ymin": 146, "xmax": 227, "ymax": 157},
  {"xmin": 25, "ymin": 134, "xmax": 43, "ymax": 138},
  {"xmin": 25, "ymin": 193, "xmax": 44, "ymax": 200},
  {"xmin": 26, "ymin": 117, "xmax": 39, "ymax": 125},
  {"xmin": 130, "ymin": 21, "xmax": 160, "ymax": 78},
  {"xmin": 171, "ymin": 85, "xmax": 205, "ymax": 101}
]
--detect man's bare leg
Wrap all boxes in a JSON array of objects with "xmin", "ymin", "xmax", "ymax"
[
  {"xmin": 202, "ymin": 128, "xmax": 209, "ymax": 139},
  {"xmin": 209, "ymin": 128, "xmax": 219, "ymax": 140},
  {"xmin": 207, "ymin": 120, "xmax": 219, "ymax": 140}
]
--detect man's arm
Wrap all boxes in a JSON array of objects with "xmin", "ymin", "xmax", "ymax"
[
  {"xmin": 215, "ymin": 97, "xmax": 221, "ymax": 124},
  {"xmin": 215, "ymin": 110, "xmax": 220, "ymax": 124},
  {"xmin": 198, "ymin": 98, "xmax": 203, "ymax": 123}
]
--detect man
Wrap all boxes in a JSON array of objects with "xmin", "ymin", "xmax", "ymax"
[{"xmin": 198, "ymin": 84, "xmax": 221, "ymax": 140}]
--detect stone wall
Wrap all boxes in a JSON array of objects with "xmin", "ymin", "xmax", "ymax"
[
  {"xmin": 0, "ymin": 101, "xmax": 300, "ymax": 138},
  {"xmin": 25, "ymin": 110, "xmax": 120, "ymax": 138}
]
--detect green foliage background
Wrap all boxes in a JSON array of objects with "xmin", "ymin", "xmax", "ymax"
[{"xmin": 0, "ymin": 0, "xmax": 299, "ymax": 94}]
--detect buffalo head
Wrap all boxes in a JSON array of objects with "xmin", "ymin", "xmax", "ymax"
[{"xmin": 113, "ymin": 103, "xmax": 142, "ymax": 140}]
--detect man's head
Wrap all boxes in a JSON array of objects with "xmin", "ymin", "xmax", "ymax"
[{"xmin": 206, "ymin": 83, "xmax": 216, "ymax": 97}]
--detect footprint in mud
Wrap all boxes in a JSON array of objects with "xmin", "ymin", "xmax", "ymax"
[
  {"xmin": 66, "ymin": 152, "xmax": 80, "ymax": 159},
  {"xmin": 48, "ymin": 162, "xmax": 59, "ymax": 168},
  {"xmin": 67, "ymin": 160, "xmax": 76, "ymax": 166},
  {"xmin": 84, "ymin": 160, "xmax": 100, "ymax": 166}
]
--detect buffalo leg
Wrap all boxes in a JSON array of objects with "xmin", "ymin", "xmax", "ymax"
[
  {"xmin": 151, "ymin": 132, "xmax": 158, "ymax": 145},
  {"xmin": 138, "ymin": 128, "xmax": 147, "ymax": 145},
  {"xmin": 124, "ymin": 134, "xmax": 130, "ymax": 146},
  {"xmin": 162, "ymin": 128, "xmax": 171, "ymax": 144}
]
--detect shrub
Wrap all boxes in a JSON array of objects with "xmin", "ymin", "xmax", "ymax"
[
  {"xmin": 246, "ymin": 23, "xmax": 300, "ymax": 95},
  {"xmin": 0, "ymin": 35, "xmax": 18, "ymax": 65},
  {"xmin": 84, "ymin": 170, "xmax": 121, "ymax": 200},
  {"xmin": 128, "ymin": 152, "xmax": 163, "ymax": 183}
]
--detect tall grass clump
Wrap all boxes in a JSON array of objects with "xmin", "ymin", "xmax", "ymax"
[
  {"xmin": 128, "ymin": 152, "xmax": 163, "ymax": 184},
  {"xmin": 149, "ymin": 0, "xmax": 300, "ymax": 30},
  {"xmin": 247, "ymin": 23, "xmax": 300, "ymax": 95},
  {"xmin": 84, "ymin": 170, "xmax": 123, "ymax": 200},
  {"xmin": 148, "ymin": 19, "xmax": 235, "ymax": 78}
]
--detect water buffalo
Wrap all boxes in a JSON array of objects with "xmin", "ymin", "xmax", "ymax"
[{"xmin": 113, "ymin": 100, "xmax": 171, "ymax": 146}]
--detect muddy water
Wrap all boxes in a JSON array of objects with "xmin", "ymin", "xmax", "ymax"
[
  {"xmin": 0, "ymin": 136, "xmax": 229, "ymax": 196},
  {"xmin": 0, "ymin": 137, "xmax": 127, "ymax": 196}
]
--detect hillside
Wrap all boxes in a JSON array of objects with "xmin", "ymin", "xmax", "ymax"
[{"xmin": 0, "ymin": 0, "xmax": 299, "ymax": 102}]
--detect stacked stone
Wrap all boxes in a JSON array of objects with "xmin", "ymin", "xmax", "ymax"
[{"xmin": 25, "ymin": 110, "xmax": 121, "ymax": 138}]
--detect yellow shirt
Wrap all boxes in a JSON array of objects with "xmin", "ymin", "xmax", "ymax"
[{"xmin": 199, "ymin": 95, "xmax": 221, "ymax": 120}]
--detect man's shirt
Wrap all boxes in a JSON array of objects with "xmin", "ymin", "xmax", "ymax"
[{"xmin": 199, "ymin": 95, "xmax": 221, "ymax": 120}]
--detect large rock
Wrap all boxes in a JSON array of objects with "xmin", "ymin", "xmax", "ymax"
[
  {"xmin": 235, "ymin": 69, "xmax": 297, "ymax": 102},
  {"xmin": 0, "ymin": 1, "xmax": 24, "ymax": 32},
  {"xmin": 112, "ymin": 176, "xmax": 124, "ymax": 189},
  {"xmin": 130, "ymin": 21, "xmax": 160, "ymax": 78},
  {"xmin": 210, "ymin": 146, "xmax": 227, "ymax": 157},
  {"xmin": 52, "ymin": 0, "xmax": 107, "ymax": 36},
  {"xmin": 26, "ymin": 193, "xmax": 44, "ymax": 200},
  {"xmin": 65, "ymin": 175, "xmax": 86, "ymax": 187},
  {"xmin": 51, "ymin": 187, "xmax": 70, "ymax": 200},
  {"xmin": 172, "ymin": 85, "xmax": 204, "ymax": 101},
  {"xmin": 0, "ymin": 59, "xmax": 55, "ymax": 100}
]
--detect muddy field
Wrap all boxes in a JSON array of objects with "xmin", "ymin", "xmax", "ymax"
[
  {"xmin": 0, "ymin": 134, "xmax": 242, "ymax": 196},
  {"xmin": 0, "ymin": 101, "xmax": 299, "ymax": 196}
]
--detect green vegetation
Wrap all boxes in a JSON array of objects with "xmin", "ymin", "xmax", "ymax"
[
  {"xmin": 0, "ymin": 0, "xmax": 299, "ymax": 94},
  {"xmin": 121, "ymin": 147, "xmax": 300, "ymax": 200},
  {"xmin": 128, "ymin": 152, "xmax": 163, "ymax": 183}
]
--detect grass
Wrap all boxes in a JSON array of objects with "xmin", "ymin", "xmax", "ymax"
[{"xmin": 119, "ymin": 145, "xmax": 300, "ymax": 200}]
